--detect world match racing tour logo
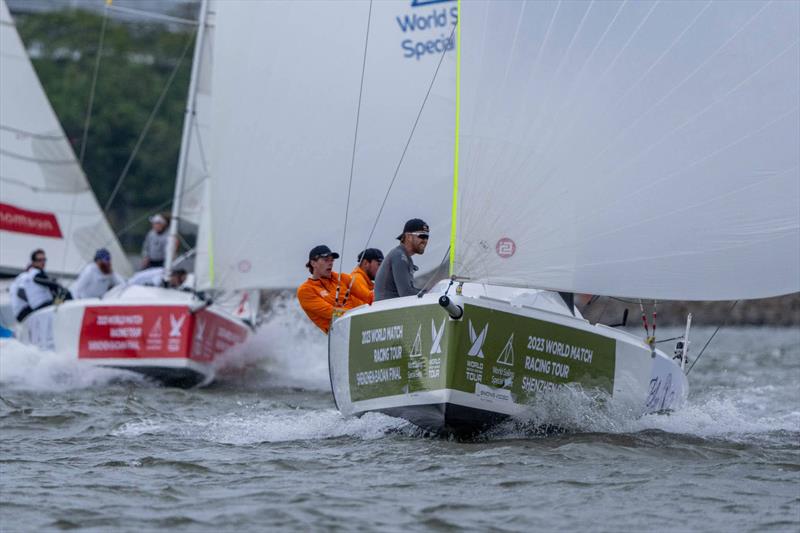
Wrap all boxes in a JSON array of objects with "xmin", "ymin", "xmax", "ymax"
[{"xmin": 399, "ymin": 0, "xmax": 457, "ymax": 61}]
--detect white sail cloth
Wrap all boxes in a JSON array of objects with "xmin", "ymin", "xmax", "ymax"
[
  {"xmin": 0, "ymin": 1, "xmax": 131, "ymax": 277},
  {"xmin": 454, "ymin": 0, "xmax": 799, "ymax": 300},
  {"xmin": 197, "ymin": 0, "xmax": 456, "ymax": 291},
  {"xmin": 176, "ymin": 0, "xmax": 215, "ymax": 231}
]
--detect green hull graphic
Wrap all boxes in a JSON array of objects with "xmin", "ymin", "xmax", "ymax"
[{"xmin": 347, "ymin": 303, "xmax": 616, "ymax": 405}]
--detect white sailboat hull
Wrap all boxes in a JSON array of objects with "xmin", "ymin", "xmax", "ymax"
[
  {"xmin": 329, "ymin": 283, "xmax": 688, "ymax": 436},
  {"xmin": 16, "ymin": 285, "xmax": 250, "ymax": 387}
]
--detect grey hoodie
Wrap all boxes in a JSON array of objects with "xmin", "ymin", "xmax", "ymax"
[{"xmin": 374, "ymin": 244, "xmax": 418, "ymax": 301}]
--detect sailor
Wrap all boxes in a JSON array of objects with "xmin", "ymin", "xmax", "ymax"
[
  {"xmin": 350, "ymin": 248, "xmax": 383, "ymax": 305},
  {"xmin": 71, "ymin": 248, "xmax": 124, "ymax": 299},
  {"xmin": 140, "ymin": 213, "xmax": 169, "ymax": 269},
  {"xmin": 167, "ymin": 268, "xmax": 188, "ymax": 289},
  {"xmin": 374, "ymin": 218, "xmax": 429, "ymax": 301},
  {"xmin": 16, "ymin": 249, "xmax": 71, "ymax": 322},
  {"xmin": 127, "ymin": 266, "xmax": 163, "ymax": 287},
  {"xmin": 297, "ymin": 245, "xmax": 365, "ymax": 333}
]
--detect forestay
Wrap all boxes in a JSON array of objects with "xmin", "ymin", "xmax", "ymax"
[
  {"xmin": 196, "ymin": 0, "xmax": 456, "ymax": 291},
  {"xmin": 453, "ymin": 0, "xmax": 799, "ymax": 300},
  {"xmin": 0, "ymin": 0, "xmax": 131, "ymax": 277}
]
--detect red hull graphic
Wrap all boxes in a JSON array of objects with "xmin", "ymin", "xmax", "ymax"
[{"xmin": 78, "ymin": 306, "xmax": 248, "ymax": 362}]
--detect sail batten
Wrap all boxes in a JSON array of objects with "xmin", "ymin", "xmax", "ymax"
[{"xmin": 453, "ymin": 0, "xmax": 800, "ymax": 301}]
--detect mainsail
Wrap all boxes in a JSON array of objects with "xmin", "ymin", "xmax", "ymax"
[
  {"xmin": 0, "ymin": 0, "xmax": 131, "ymax": 277},
  {"xmin": 196, "ymin": 0, "xmax": 456, "ymax": 292},
  {"xmin": 453, "ymin": 0, "xmax": 799, "ymax": 300}
]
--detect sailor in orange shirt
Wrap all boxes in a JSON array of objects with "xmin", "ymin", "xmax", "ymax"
[
  {"xmin": 349, "ymin": 248, "xmax": 383, "ymax": 305},
  {"xmin": 297, "ymin": 245, "xmax": 366, "ymax": 333}
]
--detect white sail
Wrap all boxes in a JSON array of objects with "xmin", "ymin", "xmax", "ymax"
[
  {"xmin": 453, "ymin": 0, "xmax": 799, "ymax": 300},
  {"xmin": 176, "ymin": 0, "xmax": 215, "ymax": 230},
  {"xmin": 196, "ymin": 0, "xmax": 456, "ymax": 291},
  {"xmin": 0, "ymin": 0, "xmax": 132, "ymax": 277}
]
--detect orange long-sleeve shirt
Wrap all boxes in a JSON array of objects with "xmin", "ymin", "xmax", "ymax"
[
  {"xmin": 297, "ymin": 272, "xmax": 366, "ymax": 333},
  {"xmin": 349, "ymin": 266, "xmax": 374, "ymax": 305}
]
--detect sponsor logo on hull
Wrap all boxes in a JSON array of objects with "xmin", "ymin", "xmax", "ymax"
[{"xmin": 346, "ymin": 304, "xmax": 616, "ymax": 405}]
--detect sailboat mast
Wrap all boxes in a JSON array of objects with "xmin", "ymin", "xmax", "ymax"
[{"xmin": 165, "ymin": 0, "xmax": 210, "ymax": 277}]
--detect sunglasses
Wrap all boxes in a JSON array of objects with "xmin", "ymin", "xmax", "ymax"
[
  {"xmin": 34, "ymin": 257, "xmax": 47, "ymax": 262},
  {"xmin": 410, "ymin": 232, "xmax": 429, "ymax": 240}
]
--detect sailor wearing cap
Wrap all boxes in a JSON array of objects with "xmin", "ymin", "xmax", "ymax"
[
  {"xmin": 374, "ymin": 218, "xmax": 429, "ymax": 301},
  {"xmin": 297, "ymin": 245, "xmax": 368, "ymax": 333},
  {"xmin": 141, "ymin": 213, "xmax": 169, "ymax": 269},
  {"xmin": 350, "ymin": 248, "xmax": 384, "ymax": 305},
  {"xmin": 71, "ymin": 248, "xmax": 125, "ymax": 299}
]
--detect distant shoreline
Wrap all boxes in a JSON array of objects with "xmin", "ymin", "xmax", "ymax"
[{"xmin": 578, "ymin": 293, "xmax": 800, "ymax": 327}]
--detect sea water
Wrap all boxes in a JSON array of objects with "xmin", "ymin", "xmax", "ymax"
[{"xmin": 1, "ymin": 297, "xmax": 798, "ymax": 531}]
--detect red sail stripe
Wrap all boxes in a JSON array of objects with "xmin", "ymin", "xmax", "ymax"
[{"xmin": 0, "ymin": 202, "xmax": 63, "ymax": 238}]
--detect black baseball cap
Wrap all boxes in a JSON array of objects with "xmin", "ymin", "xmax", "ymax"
[
  {"xmin": 397, "ymin": 218, "xmax": 429, "ymax": 240},
  {"xmin": 357, "ymin": 248, "xmax": 384, "ymax": 262},
  {"xmin": 306, "ymin": 245, "xmax": 339, "ymax": 267}
]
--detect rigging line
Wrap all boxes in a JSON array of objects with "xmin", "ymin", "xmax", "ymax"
[
  {"xmin": 418, "ymin": 245, "xmax": 452, "ymax": 296},
  {"xmin": 687, "ymin": 300, "xmax": 739, "ymax": 375},
  {"xmin": 103, "ymin": 28, "xmax": 196, "ymax": 214},
  {"xmin": 104, "ymin": 170, "xmax": 206, "ymax": 244},
  {"xmin": 360, "ymin": 20, "xmax": 457, "ymax": 255},
  {"xmin": 336, "ymin": 0, "xmax": 373, "ymax": 306},
  {"xmin": 79, "ymin": 1, "xmax": 110, "ymax": 165}
]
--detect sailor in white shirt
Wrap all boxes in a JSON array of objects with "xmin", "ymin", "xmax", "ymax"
[
  {"xmin": 128, "ymin": 266, "xmax": 165, "ymax": 287},
  {"xmin": 71, "ymin": 248, "xmax": 125, "ymax": 299},
  {"xmin": 17, "ymin": 249, "xmax": 70, "ymax": 321}
]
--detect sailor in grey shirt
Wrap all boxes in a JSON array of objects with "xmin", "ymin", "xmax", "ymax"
[
  {"xmin": 141, "ymin": 213, "xmax": 169, "ymax": 268},
  {"xmin": 374, "ymin": 218, "xmax": 430, "ymax": 301}
]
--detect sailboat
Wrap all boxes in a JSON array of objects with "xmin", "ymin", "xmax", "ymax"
[
  {"xmin": 327, "ymin": 0, "xmax": 800, "ymax": 435},
  {"xmin": 0, "ymin": 0, "xmax": 131, "ymax": 318},
  {"xmin": 4, "ymin": 0, "xmax": 252, "ymax": 387}
]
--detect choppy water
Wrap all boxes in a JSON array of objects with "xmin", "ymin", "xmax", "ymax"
[{"xmin": 1, "ymin": 298, "xmax": 798, "ymax": 531}]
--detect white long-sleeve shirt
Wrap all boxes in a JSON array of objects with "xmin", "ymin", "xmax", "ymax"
[
  {"xmin": 9, "ymin": 270, "xmax": 30, "ymax": 317},
  {"xmin": 71, "ymin": 263, "xmax": 124, "ymax": 299},
  {"xmin": 19, "ymin": 268, "xmax": 54, "ymax": 310}
]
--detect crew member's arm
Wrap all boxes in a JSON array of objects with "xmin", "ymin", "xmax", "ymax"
[
  {"xmin": 392, "ymin": 253, "xmax": 418, "ymax": 297},
  {"xmin": 33, "ymin": 271, "xmax": 61, "ymax": 290},
  {"xmin": 348, "ymin": 271, "xmax": 373, "ymax": 306}
]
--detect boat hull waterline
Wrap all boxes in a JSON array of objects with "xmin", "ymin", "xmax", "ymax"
[
  {"xmin": 17, "ymin": 288, "xmax": 250, "ymax": 387},
  {"xmin": 329, "ymin": 292, "xmax": 687, "ymax": 436}
]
